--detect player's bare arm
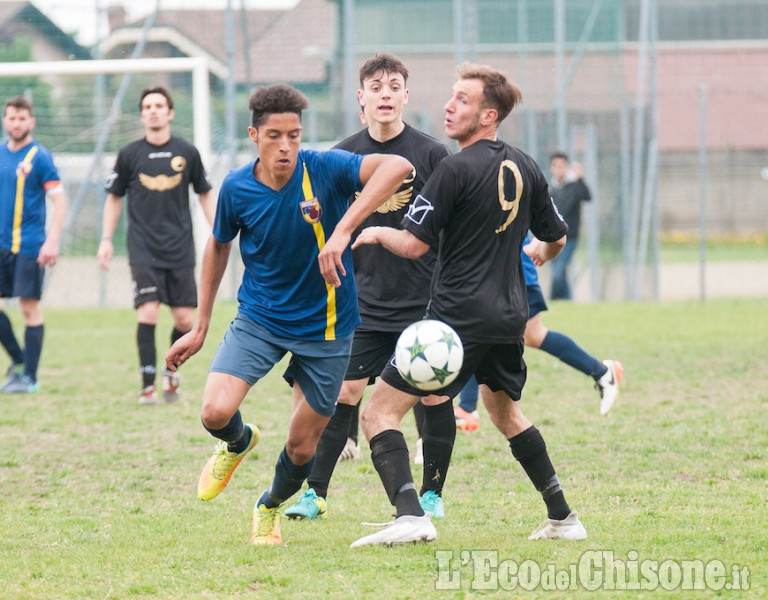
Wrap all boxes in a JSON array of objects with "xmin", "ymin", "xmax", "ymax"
[
  {"xmin": 351, "ymin": 225, "xmax": 429, "ymax": 259},
  {"xmin": 97, "ymin": 193, "xmax": 124, "ymax": 270},
  {"xmin": 37, "ymin": 186, "xmax": 67, "ymax": 267},
  {"xmin": 523, "ymin": 234, "xmax": 567, "ymax": 266},
  {"xmin": 198, "ymin": 190, "xmax": 217, "ymax": 227},
  {"xmin": 319, "ymin": 153, "xmax": 412, "ymax": 287},
  {"xmin": 165, "ymin": 235, "xmax": 231, "ymax": 370}
]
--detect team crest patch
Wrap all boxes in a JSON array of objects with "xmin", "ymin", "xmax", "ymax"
[
  {"xmin": 16, "ymin": 163, "xmax": 33, "ymax": 178},
  {"xmin": 300, "ymin": 197, "xmax": 323, "ymax": 223}
]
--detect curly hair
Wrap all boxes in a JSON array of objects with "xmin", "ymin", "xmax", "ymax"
[{"xmin": 249, "ymin": 84, "xmax": 309, "ymax": 128}]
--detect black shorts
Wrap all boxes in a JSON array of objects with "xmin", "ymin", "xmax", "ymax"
[
  {"xmin": 0, "ymin": 248, "xmax": 44, "ymax": 300},
  {"xmin": 344, "ymin": 329, "xmax": 400, "ymax": 383},
  {"xmin": 381, "ymin": 338, "xmax": 527, "ymax": 401},
  {"xmin": 527, "ymin": 282, "xmax": 548, "ymax": 319},
  {"xmin": 130, "ymin": 265, "xmax": 197, "ymax": 309}
]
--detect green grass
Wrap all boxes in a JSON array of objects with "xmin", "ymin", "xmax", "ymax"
[{"xmin": 1, "ymin": 299, "xmax": 766, "ymax": 598}]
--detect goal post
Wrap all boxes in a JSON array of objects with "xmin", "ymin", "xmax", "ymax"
[
  {"xmin": 0, "ymin": 57, "xmax": 222, "ymax": 308},
  {"xmin": 0, "ymin": 56, "xmax": 212, "ymax": 166}
]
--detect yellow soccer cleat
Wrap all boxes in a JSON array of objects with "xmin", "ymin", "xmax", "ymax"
[
  {"xmin": 197, "ymin": 424, "xmax": 259, "ymax": 501},
  {"xmin": 250, "ymin": 502, "xmax": 283, "ymax": 545}
]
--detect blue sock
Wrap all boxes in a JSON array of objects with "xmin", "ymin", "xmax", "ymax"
[
  {"xmin": 0, "ymin": 312, "xmax": 24, "ymax": 365},
  {"xmin": 260, "ymin": 447, "xmax": 316, "ymax": 508},
  {"xmin": 24, "ymin": 324, "xmax": 44, "ymax": 381},
  {"xmin": 458, "ymin": 374, "xmax": 479, "ymax": 412},
  {"xmin": 203, "ymin": 410, "xmax": 249, "ymax": 453},
  {"xmin": 540, "ymin": 331, "xmax": 606, "ymax": 379}
]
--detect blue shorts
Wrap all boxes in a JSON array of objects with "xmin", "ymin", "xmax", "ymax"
[
  {"xmin": 0, "ymin": 248, "xmax": 44, "ymax": 300},
  {"xmin": 210, "ymin": 314, "xmax": 353, "ymax": 416},
  {"xmin": 527, "ymin": 282, "xmax": 548, "ymax": 319}
]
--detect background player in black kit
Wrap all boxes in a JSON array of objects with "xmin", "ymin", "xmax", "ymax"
[
  {"xmin": 97, "ymin": 87, "xmax": 215, "ymax": 405},
  {"xmin": 284, "ymin": 54, "xmax": 453, "ymax": 521},
  {"xmin": 348, "ymin": 63, "xmax": 587, "ymax": 546}
]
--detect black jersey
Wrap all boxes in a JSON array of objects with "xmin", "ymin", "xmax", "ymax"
[
  {"xmin": 335, "ymin": 124, "xmax": 450, "ymax": 331},
  {"xmin": 106, "ymin": 136, "xmax": 212, "ymax": 269},
  {"xmin": 403, "ymin": 139, "xmax": 568, "ymax": 343}
]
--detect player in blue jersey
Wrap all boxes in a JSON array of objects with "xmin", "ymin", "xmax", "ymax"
[
  {"xmin": 165, "ymin": 83, "xmax": 412, "ymax": 545},
  {"xmin": 0, "ymin": 97, "xmax": 68, "ymax": 393},
  {"xmin": 284, "ymin": 54, "xmax": 453, "ymax": 523}
]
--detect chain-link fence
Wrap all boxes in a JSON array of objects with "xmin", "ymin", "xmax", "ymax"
[{"xmin": 2, "ymin": 0, "xmax": 767, "ymax": 305}]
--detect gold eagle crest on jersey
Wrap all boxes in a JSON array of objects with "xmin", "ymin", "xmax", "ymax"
[{"xmin": 138, "ymin": 172, "xmax": 183, "ymax": 191}]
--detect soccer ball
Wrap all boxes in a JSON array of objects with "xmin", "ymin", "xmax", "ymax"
[{"xmin": 394, "ymin": 319, "xmax": 464, "ymax": 391}]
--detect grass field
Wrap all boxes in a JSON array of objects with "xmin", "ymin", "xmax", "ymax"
[{"xmin": 1, "ymin": 299, "xmax": 766, "ymax": 599}]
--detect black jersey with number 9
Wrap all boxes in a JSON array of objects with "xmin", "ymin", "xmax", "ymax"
[{"xmin": 402, "ymin": 138, "xmax": 567, "ymax": 344}]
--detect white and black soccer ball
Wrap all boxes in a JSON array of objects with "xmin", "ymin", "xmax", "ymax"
[{"xmin": 394, "ymin": 319, "xmax": 464, "ymax": 391}]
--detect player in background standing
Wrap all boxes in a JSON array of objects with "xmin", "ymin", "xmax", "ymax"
[
  {"xmin": 97, "ymin": 87, "xmax": 215, "ymax": 405},
  {"xmin": 283, "ymin": 54, "xmax": 452, "ymax": 522},
  {"xmin": 165, "ymin": 84, "xmax": 412, "ymax": 545},
  {"xmin": 548, "ymin": 152, "xmax": 592, "ymax": 300},
  {"xmin": 0, "ymin": 96, "xmax": 68, "ymax": 393},
  {"xmin": 348, "ymin": 63, "xmax": 586, "ymax": 546},
  {"xmin": 455, "ymin": 232, "xmax": 623, "ymax": 427}
]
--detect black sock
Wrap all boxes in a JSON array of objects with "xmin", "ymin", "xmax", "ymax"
[
  {"xmin": 348, "ymin": 402, "xmax": 360, "ymax": 444},
  {"xmin": 0, "ymin": 312, "xmax": 24, "ymax": 365},
  {"xmin": 509, "ymin": 425, "xmax": 571, "ymax": 521},
  {"xmin": 23, "ymin": 324, "xmax": 44, "ymax": 381},
  {"xmin": 307, "ymin": 402, "xmax": 357, "ymax": 499},
  {"xmin": 413, "ymin": 401, "xmax": 426, "ymax": 439},
  {"xmin": 420, "ymin": 401, "xmax": 456, "ymax": 497},
  {"xmin": 203, "ymin": 410, "xmax": 250, "ymax": 453},
  {"xmin": 137, "ymin": 323, "xmax": 156, "ymax": 388},
  {"xmin": 260, "ymin": 447, "xmax": 315, "ymax": 508},
  {"xmin": 369, "ymin": 429, "xmax": 424, "ymax": 518},
  {"xmin": 171, "ymin": 327, "xmax": 188, "ymax": 345}
]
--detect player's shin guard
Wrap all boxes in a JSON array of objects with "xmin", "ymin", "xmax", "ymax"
[
  {"xmin": 509, "ymin": 425, "xmax": 571, "ymax": 520},
  {"xmin": 261, "ymin": 447, "xmax": 316, "ymax": 508},
  {"xmin": 370, "ymin": 429, "xmax": 424, "ymax": 518},
  {"xmin": 420, "ymin": 401, "xmax": 456, "ymax": 497}
]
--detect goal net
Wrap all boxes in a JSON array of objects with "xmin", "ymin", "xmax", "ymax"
[{"xmin": 0, "ymin": 57, "xmax": 238, "ymax": 308}]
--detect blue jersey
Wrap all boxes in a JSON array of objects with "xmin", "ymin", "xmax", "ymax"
[
  {"xmin": 214, "ymin": 148, "xmax": 364, "ymax": 341},
  {"xmin": 0, "ymin": 141, "xmax": 61, "ymax": 256},
  {"xmin": 521, "ymin": 233, "xmax": 539, "ymax": 287}
]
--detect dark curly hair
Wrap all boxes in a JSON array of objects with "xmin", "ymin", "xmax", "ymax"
[{"xmin": 249, "ymin": 84, "xmax": 309, "ymax": 128}]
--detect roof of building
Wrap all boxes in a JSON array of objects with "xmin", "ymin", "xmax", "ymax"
[
  {"xmin": 0, "ymin": 1, "xmax": 91, "ymax": 60},
  {"xmin": 99, "ymin": 0, "xmax": 335, "ymax": 86}
]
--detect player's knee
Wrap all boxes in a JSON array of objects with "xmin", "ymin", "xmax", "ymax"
[
  {"xmin": 284, "ymin": 439, "xmax": 314, "ymax": 465},
  {"xmin": 199, "ymin": 401, "xmax": 233, "ymax": 430}
]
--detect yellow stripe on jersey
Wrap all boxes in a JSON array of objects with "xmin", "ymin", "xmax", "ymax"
[
  {"xmin": 12, "ymin": 146, "xmax": 39, "ymax": 254},
  {"xmin": 302, "ymin": 163, "xmax": 337, "ymax": 340}
]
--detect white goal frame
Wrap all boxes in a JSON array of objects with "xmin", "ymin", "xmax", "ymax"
[
  {"xmin": 0, "ymin": 57, "xmax": 212, "ymax": 162},
  {"xmin": 0, "ymin": 57, "xmax": 218, "ymax": 307}
]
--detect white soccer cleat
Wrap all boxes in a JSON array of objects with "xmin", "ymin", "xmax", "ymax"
[
  {"xmin": 337, "ymin": 437, "xmax": 362, "ymax": 462},
  {"xmin": 350, "ymin": 514, "xmax": 437, "ymax": 548},
  {"xmin": 596, "ymin": 359, "xmax": 623, "ymax": 416},
  {"xmin": 528, "ymin": 511, "xmax": 587, "ymax": 540}
]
